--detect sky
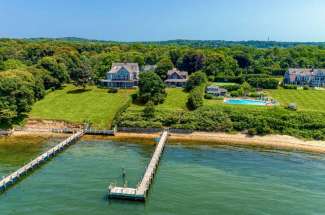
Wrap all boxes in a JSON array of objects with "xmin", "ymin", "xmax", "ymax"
[{"xmin": 1, "ymin": 0, "xmax": 325, "ymax": 42}]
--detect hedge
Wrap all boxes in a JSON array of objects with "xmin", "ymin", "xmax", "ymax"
[{"xmin": 115, "ymin": 105, "xmax": 325, "ymax": 140}]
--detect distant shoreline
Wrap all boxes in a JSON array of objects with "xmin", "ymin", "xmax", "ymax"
[{"xmin": 10, "ymin": 130, "xmax": 325, "ymax": 154}]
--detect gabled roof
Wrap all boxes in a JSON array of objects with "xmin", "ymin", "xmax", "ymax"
[
  {"xmin": 167, "ymin": 68, "xmax": 188, "ymax": 79},
  {"xmin": 206, "ymin": 85, "xmax": 227, "ymax": 92},
  {"xmin": 288, "ymin": 68, "xmax": 313, "ymax": 76},
  {"xmin": 313, "ymin": 69, "xmax": 325, "ymax": 75},
  {"xmin": 288, "ymin": 68, "xmax": 325, "ymax": 75},
  {"xmin": 108, "ymin": 63, "xmax": 140, "ymax": 74}
]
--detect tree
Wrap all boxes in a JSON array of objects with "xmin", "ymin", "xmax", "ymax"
[
  {"xmin": 120, "ymin": 51, "xmax": 145, "ymax": 67},
  {"xmin": 23, "ymin": 44, "xmax": 54, "ymax": 64},
  {"xmin": 203, "ymin": 52, "xmax": 227, "ymax": 76},
  {"xmin": 0, "ymin": 57, "xmax": 3, "ymax": 70},
  {"xmin": 38, "ymin": 57, "xmax": 68, "ymax": 84},
  {"xmin": 185, "ymin": 71, "xmax": 207, "ymax": 91},
  {"xmin": 138, "ymin": 71, "xmax": 166, "ymax": 104},
  {"xmin": 240, "ymin": 81, "xmax": 251, "ymax": 96},
  {"xmin": 70, "ymin": 58, "xmax": 92, "ymax": 88},
  {"xmin": 3, "ymin": 59, "xmax": 27, "ymax": 70},
  {"xmin": 92, "ymin": 52, "xmax": 120, "ymax": 80},
  {"xmin": 234, "ymin": 54, "xmax": 251, "ymax": 70},
  {"xmin": 178, "ymin": 50, "xmax": 205, "ymax": 74},
  {"xmin": 144, "ymin": 51, "xmax": 159, "ymax": 65},
  {"xmin": 169, "ymin": 49, "xmax": 182, "ymax": 66},
  {"xmin": 0, "ymin": 70, "xmax": 38, "ymax": 128},
  {"xmin": 187, "ymin": 85, "xmax": 204, "ymax": 110},
  {"xmin": 155, "ymin": 57, "xmax": 174, "ymax": 80}
]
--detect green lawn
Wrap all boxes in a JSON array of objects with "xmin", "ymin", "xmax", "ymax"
[
  {"xmin": 130, "ymin": 88, "xmax": 189, "ymax": 111},
  {"xmin": 30, "ymin": 85, "xmax": 134, "ymax": 129},
  {"xmin": 267, "ymin": 88, "xmax": 325, "ymax": 112},
  {"xmin": 157, "ymin": 88, "xmax": 188, "ymax": 110}
]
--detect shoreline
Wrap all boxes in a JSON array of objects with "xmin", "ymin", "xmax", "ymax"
[{"xmin": 9, "ymin": 130, "xmax": 325, "ymax": 154}]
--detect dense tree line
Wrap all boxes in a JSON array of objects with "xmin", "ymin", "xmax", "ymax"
[
  {"xmin": 1, "ymin": 38, "xmax": 325, "ymax": 128},
  {"xmin": 2, "ymin": 39, "xmax": 325, "ymax": 82}
]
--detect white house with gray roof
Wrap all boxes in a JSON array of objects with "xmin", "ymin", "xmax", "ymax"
[
  {"xmin": 101, "ymin": 63, "xmax": 140, "ymax": 88},
  {"xmin": 206, "ymin": 85, "xmax": 228, "ymax": 96},
  {"xmin": 284, "ymin": 68, "xmax": 325, "ymax": 87}
]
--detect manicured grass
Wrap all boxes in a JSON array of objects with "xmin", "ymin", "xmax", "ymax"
[
  {"xmin": 157, "ymin": 88, "xmax": 188, "ymax": 110},
  {"xmin": 30, "ymin": 85, "xmax": 134, "ymax": 129},
  {"xmin": 267, "ymin": 88, "xmax": 325, "ymax": 112},
  {"xmin": 130, "ymin": 88, "xmax": 189, "ymax": 111},
  {"xmin": 204, "ymin": 99, "xmax": 224, "ymax": 106}
]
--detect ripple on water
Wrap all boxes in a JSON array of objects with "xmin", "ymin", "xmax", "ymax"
[{"xmin": 0, "ymin": 140, "xmax": 325, "ymax": 215}]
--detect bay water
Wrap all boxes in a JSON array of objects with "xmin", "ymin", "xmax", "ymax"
[{"xmin": 0, "ymin": 139, "xmax": 325, "ymax": 214}]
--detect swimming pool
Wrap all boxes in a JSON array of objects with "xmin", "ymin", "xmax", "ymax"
[{"xmin": 224, "ymin": 99, "xmax": 269, "ymax": 106}]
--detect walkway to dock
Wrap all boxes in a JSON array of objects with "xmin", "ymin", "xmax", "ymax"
[
  {"xmin": 108, "ymin": 130, "xmax": 169, "ymax": 201},
  {"xmin": 0, "ymin": 130, "xmax": 84, "ymax": 193}
]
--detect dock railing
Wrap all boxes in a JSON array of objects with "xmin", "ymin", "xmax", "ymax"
[
  {"xmin": 0, "ymin": 130, "xmax": 84, "ymax": 193},
  {"xmin": 108, "ymin": 130, "xmax": 169, "ymax": 201}
]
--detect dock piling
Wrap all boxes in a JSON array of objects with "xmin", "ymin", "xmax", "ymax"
[
  {"xmin": 108, "ymin": 130, "xmax": 169, "ymax": 201},
  {"xmin": 0, "ymin": 130, "xmax": 84, "ymax": 193}
]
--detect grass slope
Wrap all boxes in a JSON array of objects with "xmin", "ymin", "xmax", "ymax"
[
  {"xmin": 130, "ymin": 88, "xmax": 189, "ymax": 111},
  {"xmin": 30, "ymin": 85, "xmax": 134, "ymax": 129},
  {"xmin": 157, "ymin": 88, "xmax": 188, "ymax": 110},
  {"xmin": 267, "ymin": 89, "xmax": 325, "ymax": 112}
]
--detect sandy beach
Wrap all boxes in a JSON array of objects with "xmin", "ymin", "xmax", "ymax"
[
  {"xmin": 109, "ymin": 131, "xmax": 325, "ymax": 153},
  {"xmin": 8, "ymin": 130, "xmax": 325, "ymax": 154}
]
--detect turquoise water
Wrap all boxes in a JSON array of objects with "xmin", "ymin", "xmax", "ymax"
[
  {"xmin": 224, "ymin": 99, "xmax": 268, "ymax": 106},
  {"xmin": 1, "ymin": 140, "xmax": 325, "ymax": 214}
]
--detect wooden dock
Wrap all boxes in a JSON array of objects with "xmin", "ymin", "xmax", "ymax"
[
  {"xmin": 52, "ymin": 128, "xmax": 115, "ymax": 136},
  {"xmin": 108, "ymin": 130, "xmax": 169, "ymax": 201},
  {"xmin": 0, "ymin": 130, "xmax": 84, "ymax": 193}
]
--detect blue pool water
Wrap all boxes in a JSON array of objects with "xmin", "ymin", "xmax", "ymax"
[{"xmin": 224, "ymin": 99, "xmax": 268, "ymax": 106}]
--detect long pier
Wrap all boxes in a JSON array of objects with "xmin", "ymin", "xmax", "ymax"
[
  {"xmin": 52, "ymin": 128, "xmax": 115, "ymax": 136},
  {"xmin": 108, "ymin": 130, "xmax": 169, "ymax": 201},
  {"xmin": 0, "ymin": 130, "xmax": 84, "ymax": 193}
]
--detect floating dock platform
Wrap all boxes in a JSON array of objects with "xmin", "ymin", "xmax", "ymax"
[
  {"xmin": 0, "ymin": 130, "xmax": 84, "ymax": 193},
  {"xmin": 108, "ymin": 130, "xmax": 169, "ymax": 201}
]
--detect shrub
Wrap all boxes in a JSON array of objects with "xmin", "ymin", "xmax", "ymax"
[
  {"xmin": 111, "ymin": 99, "xmax": 131, "ymax": 128},
  {"xmin": 116, "ymin": 104, "xmax": 325, "ymax": 140},
  {"xmin": 107, "ymin": 88, "xmax": 118, "ymax": 93},
  {"xmin": 185, "ymin": 71, "xmax": 207, "ymax": 91},
  {"xmin": 303, "ymin": 85, "xmax": 310, "ymax": 90},
  {"xmin": 143, "ymin": 101, "xmax": 155, "ymax": 118},
  {"xmin": 246, "ymin": 77, "xmax": 279, "ymax": 89},
  {"xmin": 240, "ymin": 81, "xmax": 252, "ymax": 96},
  {"xmin": 223, "ymin": 84, "xmax": 240, "ymax": 92},
  {"xmin": 283, "ymin": 85, "xmax": 297, "ymax": 90},
  {"xmin": 255, "ymin": 119, "xmax": 271, "ymax": 135},
  {"xmin": 215, "ymin": 76, "xmax": 244, "ymax": 84},
  {"xmin": 230, "ymin": 91, "xmax": 239, "ymax": 97},
  {"xmin": 208, "ymin": 75, "xmax": 215, "ymax": 82},
  {"xmin": 131, "ymin": 93, "xmax": 138, "ymax": 102},
  {"xmin": 249, "ymin": 92, "xmax": 260, "ymax": 98},
  {"xmin": 204, "ymin": 94, "xmax": 213, "ymax": 99},
  {"xmin": 187, "ymin": 85, "xmax": 204, "ymax": 110},
  {"xmin": 248, "ymin": 128, "xmax": 257, "ymax": 136}
]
